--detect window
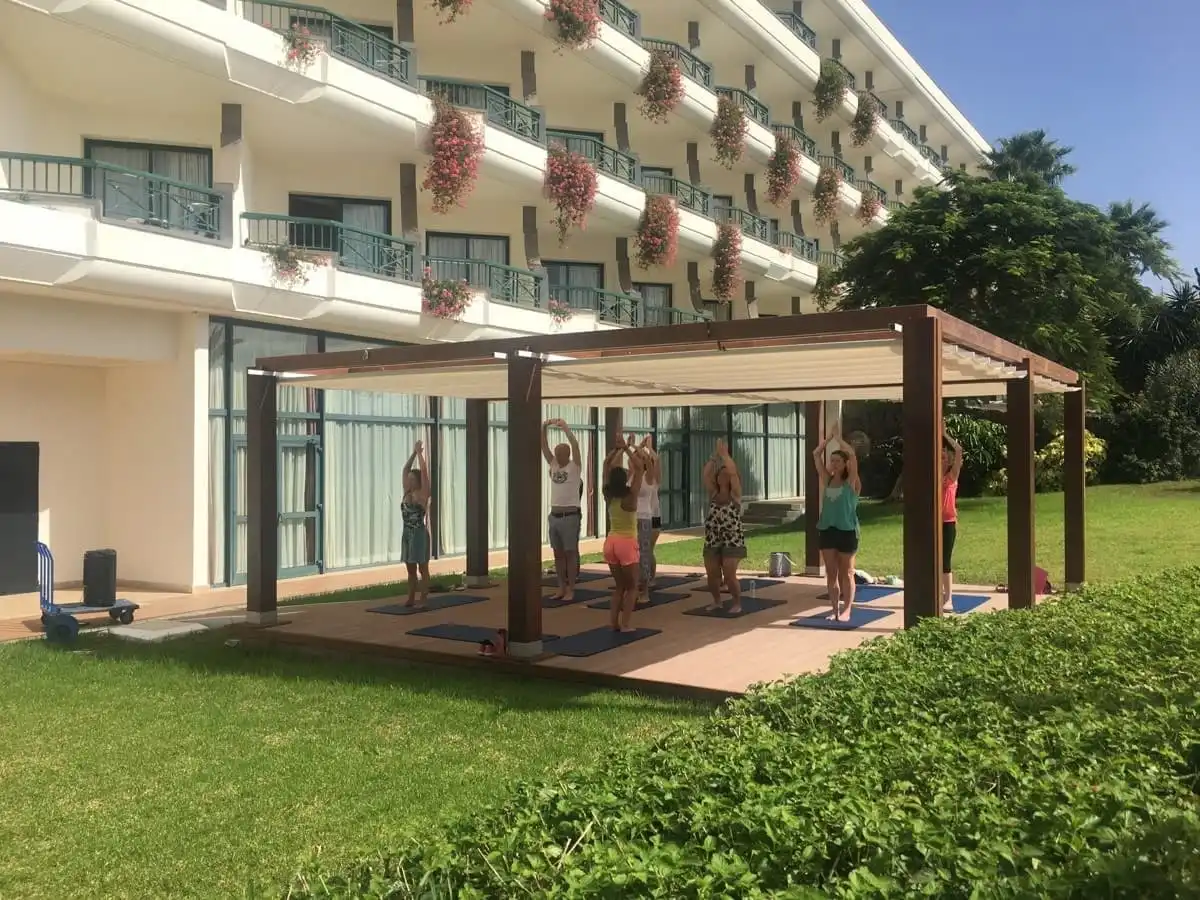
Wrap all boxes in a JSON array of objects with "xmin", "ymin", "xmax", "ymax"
[
  {"xmin": 550, "ymin": 128, "xmax": 604, "ymax": 142},
  {"xmin": 546, "ymin": 262, "xmax": 604, "ymax": 311},
  {"xmin": 634, "ymin": 282, "xmax": 672, "ymax": 326},
  {"xmin": 288, "ymin": 194, "xmax": 392, "ymax": 274},
  {"xmin": 712, "ymin": 194, "xmax": 734, "ymax": 220},
  {"xmin": 703, "ymin": 300, "xmax": 731, "ymax": 321},
  {"xmin": 425, "ymin": 232, "xmax": 511, "ymax": 290},
  {"xmin": 84, "ymin": 139, "xmax": 214, "ymax": 232},
  {"xmin": 641, "ymin": 166, "xmax": 673, "ymax": 177}
]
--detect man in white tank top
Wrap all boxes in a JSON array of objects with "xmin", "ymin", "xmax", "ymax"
[
  {"xmin": 541, "ymin": 418, "xmax": 583, "ymax": 602},
  {"xmin": 634, "ymin": 436, "xmax": 662, "ymax": 605}
]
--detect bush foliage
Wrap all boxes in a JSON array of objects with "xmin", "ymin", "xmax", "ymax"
[{"xmin": 285, "ymin": 569, "xmax": 1200, "ymax": 898}]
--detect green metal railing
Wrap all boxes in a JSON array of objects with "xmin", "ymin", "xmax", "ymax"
[
  {"xmin": 642, "ymin": 304, "xmax": 711, "ymax": 326},
  {"xmin": 888, "ymin": 118, "xmax": 920, "ymax": 146},
  {"xmin": 918, "ymin": 143, "xmax": 943, "ymax": 167},
  {"xmin": 642, "ymin": 172, "xmax": 711, "ymax": 216},
  {"xmin": 547, "ymin": 130, "xmax": 637, "ymax": 184},
  {"xmin": 773, "ymin": 10, "xmax": 817, "ymax": 50},
  {"xmin": 826, "ymin": 58, "xmax": 857, "ymax": 90},
  {"xmin": 818, "ymin": 249, "xmax": 844, "ymax": 269},
  {"xmin": 425, "ymin": 256, "xmax": 542, "ymax": 306},
  {"xmin": 886, "ymin": 199, "xmax": 906, "ymax": 213},
  {"xmin": 551, "ymin": 286, "xmax": 640, "ymax": 327},
  {"xmin": 717, "ymin": 205, "xmax": 769, "ymax": 242},
  {"xmin": 771, "ymin": 123, "xmax": 818, "ymax": 159},
  {"xmin": 642, "ymin": 39, "xmax": 712, "ymax": 88},
  {"xmin": 716, "ymin": 87, "xmax": 769, "ymax": 126},
  {"xmin": 240, "ymin": 1, "xmax": 413, "ymax": 87},
  {"xmin": 420, "ymin": 77, "xmax": 544, "ymax": 143},
  {"xmin": 817, "ymin": 153, "xmax": 856, "ymax": 183},
  {"xmin": 775, "ymin": 231, "xmax": 818, "ymax": 262},
  {"xmin": 0, "ymin": 151, "xmax": 222, "ymax": 238},
  {"xmin": 598, "ymin": 0, "xmax": 638, "ymax": 38},
  {"xmin": 241, "ymin": 213, "xmax": 416, "ymax": 281},
  {"xmin": 855, "ymin": 179, "xmax": 887, "ymax": 204},
  {"xmin": 859, "ymin": 90, "xmax": 888, "ymax": 118}
]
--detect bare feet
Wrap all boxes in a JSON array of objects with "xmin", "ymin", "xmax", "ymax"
[
  {"xmin": 704, "ymin": 602, "xmax": 724, "ymax": 613},
  {"xmin": 841, "ymin": 602, "xmax": 854, "ymax": 619},
  {"xmin": 726, "ymin": 606, "xmax": 742, "ymax": 615},
  {"xmin": 619, "ymin": 626, "xmax": 637, "ymax": 634}
]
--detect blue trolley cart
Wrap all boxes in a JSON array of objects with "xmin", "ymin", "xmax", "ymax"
[{"xmin": 38, "ymin": 542, "xmax": 140, "ymax": 642}]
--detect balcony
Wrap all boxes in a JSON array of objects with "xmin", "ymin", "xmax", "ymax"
[
  {"xmin": 826, "ymin": 58, "xmax": 857, "ymax": 91},
  {"xmin": 716, "ymin": 205, "xmax": 770, "ymax": 243},
  {"xmin": 886, "ymin": 200, "xmax": 906, "ymax": 213},
  {"xmin": 856, "ymin": 179, "xmax": 887, "ymax": 204},
  {"xmin": 598, "ymin": 0, "xmax": 640, "ymax": 38},
  {"xmin": 775, "ymin": 231, "xmax": 818, "ymax": 263},
  {"xmin": 642, "ymin": 172, "xmax": 712, "ymax": 217},
  {"xmin": 641, "ymin": 39, "xmax": 713, "ymax": 89},
  {"xmin": 425, "ymin": 256, "xmax": 544, "ymax": 306},
  {"xmin": 547, "ymin": 130, "xmax": 638, "ymax": 185},
  {"xmin": 240, "ymin": 0, "xmax": 414, "ymax": 88},
  {"xmin": 817, "ymin": 154, "xmax": 856, "ymax": 183},
  {"xmin": 420, "ymin": 77, "xmax": 544, "ymax": 143},
  {"xmin": 859, "ymin": 90, "xmax": 888, "ymax": 119},
  {"xmin": 716, "ymin": 87, "xmax": 769, "ymax": 127},
  {"xmin": 918, "ymin": 144, "xmax": 944, "ymax": 168},
  {"xmin": 551, "ymin": 285, "xmax": 640, "ymax": 327},
  {"xmin": 771, "ymin": 123, "xmax": 818, "ymax": 160},
  {"xmin": 643, "ymin": 304, "xmax": 712, "ymax": 326},
  {"xmin": 772, "ymin": 10, "xmax": 818, "ymax": 50},
  {"xmin": 818, "ymin": 249, "xmax": 844, "ymax": 269},
  {"xmin": 0, "ymin": 151, "xmax": 222, "ymax": 239},
  {"xmin": 241, "ymin": 213, "xmax": 417, "ymax": 282},
  {"xmin": 889, "ymin": 118, "xmax": 920, "ymax": 147}
]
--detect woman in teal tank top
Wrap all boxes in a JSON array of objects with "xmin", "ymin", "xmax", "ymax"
[{"xmin": 812, "ymin": 423, "xmax": 862, "ymax": 622}]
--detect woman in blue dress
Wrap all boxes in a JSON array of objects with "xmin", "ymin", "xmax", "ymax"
[
  {"xmin": 812, "ymin": 423, "xmax": 861, "ymax": 621},
  {"xmin": 401, "ymin": 440, "xmax": 432, "ymax": 609}
]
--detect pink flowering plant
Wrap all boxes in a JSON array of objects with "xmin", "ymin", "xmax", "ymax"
[
  {"xmin": 766, "ymin": 133, "xmax": 801, "ymax": 206},
  {"xmin": 263, "ymin": 243, "xmax": 322, "ymax": 289},
  {"xmin": 421, "ymin": 267, "xmax": 473, "ymax": 319},
  {"xmin": 548, "ymin": 298, "xmax": 573, "ymax": 325},
  {"xmin": 431, "ymin": 0, "xmax": 472, "ymax": 23},
  {"xmin": 545, "ymin": 0, "xmax": 600, "ymax": 49},
  {"xmin": 813, "ymin": 165, "xmax": 842, "ymax": 225},
  {"xmin": 281, "ymin": 25, "xmax": 323, "ymax": 70},
  {"xmin": 634, "ymin": 195, "xmax": 680, "ymax": 269},
  {"xmin": 636, "ymin": 50, "xmax": 684, "ymax": 123},
  {"xmin": 851, "ymin": 92, "xmax": 881, "ymax": 146},
  {"xmin": 710, "ymin": 96, "xmax": 747, "ymax": 169},
  {"xmin": 856, "ymin": 187, "xmax": 883, "ymax": 224},
  {"xmin": 545, "ymin": 145, "xmax": 598, "ymax": 244},
  {"xmin": 711, "ymin": 222, "xmax": 742, "ymax": 300},
  {"xmin": 422, "ymin": 97, "xmax": 485, "ymax": 214}
]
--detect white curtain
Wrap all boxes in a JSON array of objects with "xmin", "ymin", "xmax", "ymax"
[
  {"xmin": 633, "ymin": 283, "xmax": 668, "ymax": 326},
  {"xmin": 688, "ymin": 405, "xmax": 727, "ymax": 523},
  {"xmin": 341, "ymin": 202, "xmax": 389, "ymax": 273},
  {"xmin": 426, "ymin": 234, "xmax": 509, "ymax": 295},
  {"xmin": 438, "ymin": 397, "xmax": 467, "ymax": 556},
  {"xmin": 732, "ymin": 406, "xmax": 765, "ymax": 504},
  {"xmin": 767, "ymin": 403, "xmax": 800, "ymax": 499},
  {"xmin": 488, "ymin": 401, "xmax": 509, "ymax": 548}
]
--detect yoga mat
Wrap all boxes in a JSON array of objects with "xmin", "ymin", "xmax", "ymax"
[
  {"xmin": 585, "ymin": 591, "xmax": 691, "ymax": 611},
  {"xmin": 542, "ymin": 587, "xmax": 610, "ymax": 609},
  {"xmin": 408, "ymin": 623, "xmax": 560, "ymax": 644},
  {"xmin": 724, "ymin": 577, "xmax": 785, "ymax": 593},
  {"xmin": 545, "ymin": 627, "xmax": 661, "ymax": 658},
  {"xmin": 541, "ymin": 570, "xmax": 609, "ymax": 587},
  {"xmin": 789, "ymin": 606, "xmax": 894, "ymax": 631},
  {"xmin": 367, "ymin": 595, "xmax": 487, "ymax": 616},
  {"xmin": 817, "ymin": 584, "xmax": 902, "ymax": 603},
  {"xmin": 683, "ymin": 596, "xmax": 787, "ymax": 619},
  {"xmin": 647, "ymin": 575, "xmax": 700, "ymax": 591},
  {"xmin": 947, "ymin": 593, "xmax": 990, "ymax": 614}
]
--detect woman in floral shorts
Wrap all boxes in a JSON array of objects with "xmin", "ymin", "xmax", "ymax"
[{"xmin": 702, "ymin": 439, "xmax": 746, "ymax": 614}]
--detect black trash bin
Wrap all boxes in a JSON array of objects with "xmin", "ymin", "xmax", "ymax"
[{"xmin": 83, "ymin": 549, "xmax": 117, "ymax": 608}]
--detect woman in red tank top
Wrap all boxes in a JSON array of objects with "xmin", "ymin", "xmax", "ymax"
[{"xmin": 942, "ymin": 430, "xmax": 963, "ymax": 613}]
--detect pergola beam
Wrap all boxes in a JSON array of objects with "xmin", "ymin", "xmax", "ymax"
[
  {"xmin": 1063, "ymin": 385, "xmax": 1087, "ymax": 590},
  {"xmin": 803, "ymin": 401, "xmax": 824, "ymax": 576},
  {"xmin": 1006, "ymin": 361, "xmax": 1037, "ymax": 609},
  {"xmin": 901, "ymin": 316, "xmax": 943, "ymax": 627},
  {"xmin": 246, "ymin": 370, "xmax": 279, "ymax": 625},
  {"xmin": 506, "ymin": 354, "xmax": 544, "ymax": 655},
  {"xmin": 464, "ymin": 398, "xmax": 490, "ymax": 588}
]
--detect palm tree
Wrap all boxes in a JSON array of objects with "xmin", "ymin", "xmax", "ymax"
[
  {"xmin": 1107, "ymin": 200, "xmax": 1179, "ymax": 280},
  {"xmin": 1113, "ymin": 276, "xmax": 1200, "ymax": 392},
  {"xmin": 984, "ymin": 129, "xmax": 1077, "ymax": 187}
]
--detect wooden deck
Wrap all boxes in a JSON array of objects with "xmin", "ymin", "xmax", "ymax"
[{"xmin": 238, "ymin": 566, "xmax": 1009, "ymax": 697}]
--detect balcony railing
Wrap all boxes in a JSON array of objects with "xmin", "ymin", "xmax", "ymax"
[
  {"xmin": 641, "ymin": 172, "xmax": 711, "ymax": 216},
  {"xmin": 775, "ymin": 231, "xmax": 818, "ymax": 263},
  {"xmin": 641, "ymin": 39, "xmax": 713, "ymax": 88},
  {"xmin": 888, "ymin": 118, "xmax": 920, "ymax": 147},
  {"xmin": 856, "ymin": 179, "xmax": 887, "ymax": 204},
  {"xmin": 886, "ymin": 199, "xmax": 906, "ymax": 213},
  {"xmin": 0, "ymin": 150, "xmax": 222, "ymax": 238},
  {"xmin": 817, "ymin": 154, "xmax": 856, "ymax": 184},
  {"xmin": 859, "ymin": 90, "xmax": 888, "ymax": 118},
  {"xmin": 643, "ymin": 304, "xmax": 712, "ymax": 326},
  {"xmin": 716, "ymin": 87, "xmax": 769, "ymax": 127},
  {"xmin": 239, "ymin": 1, "xmax": 413, "ymax": 87},
  {"xmin": 817, "ymin": 249, "xmax": 844, "ymax": 269},
  {"xmin": 425, "ymin": 256, "xmax": 543, "ymax": 306},
  {"xmin": 716, "ymin": 205, "xmax": 769, "ymax": 242},
  {"xmin": 772, "ymin": 10, "xmax": 817, "ymax": 50},
  {"xmin": 551, "ymin": 286, "xmax": 640, "ymax": 327},
  {"xmin": 771, "ymin": 123, "xmax": 818, "ymax": 160},
  {"xmin": 918, "ymin": 144, "xmax": 944, "ymax": 167},
  {"xmin": 826, "ymin": 58, "xmax": 857, "ymax": 91},
  {"xmin": 420, "ymin": 77, "xmax": 544, "ymax": 143},
  {"xmin": 547, "ymin": 130, "xmax": 637, "ymax": 185},
  {"xmin": 598, "ymin": 0, "xmax": 639, "ymax": 38},
  {"xmin": 241, "ymin": 213, "xmax": 416, "ymax": 281}
]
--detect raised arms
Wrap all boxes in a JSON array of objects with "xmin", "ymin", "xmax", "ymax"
[
  {"xmin": 414, "ymin": 440, "xmax": 430, "ymax": 504},
  {"xmin": 812, "ymin": 434, "xmax": 830, "ymax": 488},
  {"xmin": 944, "ymin": 429, "xmax": 964, "ymax": 481},
  {"xmin": 622, "ymin": 447, "xmax": 645, "ymax": 512},
  {"xmin": 539, "ymin": 420, "xmax": 554, "ymax": 465},
  {"xmin": 563, "ymin": 420, "xmax": 581, "ymax": 466}
]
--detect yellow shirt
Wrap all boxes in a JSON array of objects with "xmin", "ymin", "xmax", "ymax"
[{"xmin": 608, "ymin": 498, "xmax": 637, "ymax": 538}]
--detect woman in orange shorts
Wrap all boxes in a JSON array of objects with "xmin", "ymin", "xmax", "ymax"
[{"xmin": 602, "ymin": 443, "xmax": 645, "ymax": 633}]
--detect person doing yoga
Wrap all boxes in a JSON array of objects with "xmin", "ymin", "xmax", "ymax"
[
  {"xmin": 813, "ymin": 423, "xmax": 861, "ymax": 621},
  {"xmin": 400, "ymin": 440, "xmax": 432, "ymax": 609},
  {"xmin": 541, "ymin": 418, "xmax": 583, "ymax": 603},
  {"xmin": 602, "ymin": 443, "xmax": 645, "ymax": 633},
  {"xmin": 702, "ymin": 439, "xmax": 746, "ymax": 614},
  {"xmin": 942, "ymin": 428, "xmax": 964, "ymax": 613},
  {"xmin": 633, "ymin": 435, "xmax": 662, "ymax": 606}
]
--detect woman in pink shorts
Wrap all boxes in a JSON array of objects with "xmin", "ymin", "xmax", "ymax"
[{"xmin": 602, "ymin": 444, "xmax": 645, "ymax": 633}]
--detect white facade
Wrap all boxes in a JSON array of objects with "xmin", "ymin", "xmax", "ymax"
[{"xmin": 0, "ymin": 0, "xmax": 986, "ymax": 592}]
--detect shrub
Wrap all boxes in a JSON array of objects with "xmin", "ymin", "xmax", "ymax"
[
  {"xmin": 710, "ymin": 222, "xmax": 741, "ymax": 300},
  {"xmin": 544, "ymin": 0, "xmax": 600, "ymax": 49},
  {"xmin": 1035, "ymin": 430, "xmax": 1107, "ymax": 491},
  {"xmin": 813, "ymin": 58, "xmax": 852, "ymax": 122},
  {"xmin": 544, "ymin": 144, "xmax": 597, "ymax": 244},
  {"xmin": 422, "ymin": 97, "xmax": 484, "ymax": 214},
  {"xmin": 945, "ymin": 412, "xmax": 1006, "ymax": 497},
  {"xmin": 421, "ymin": 268, "xmax": 472, "ymax": 319},
  {"xmin": 287, "ymin": 568, "xmax": 1200, "ymax": 897},
  {"xmin": 709, "ymin": 95, "xmax": 746, "ymax": 169},
  {"xmin": 765, "ymin": 133, "xmax": 801, "ymax": 206},
  {"xmin": 636, "ymin": 50, "xmax": 684, "ymax": 123},
  {"xmin": 633, "ymin": 195, "xmax": 679, "ymax": 269},
  {"xmin": 430, "ymin": 0, "xmax": 471, "ymax": 23},
  {"xmin": 850, "ymin": 90, "xmax": 881, "ymax": 146},
  {"xmin": 812, "ymin": 164, "xmax": 841, "ymax": 225},
  {"xmin": 855, "ymin": 186, "xmax": 882, "ymax": 224}
]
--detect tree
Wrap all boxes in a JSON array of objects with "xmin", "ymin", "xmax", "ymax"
[
  {"xmin": 1107, "ymin": 200, "xmax": 1179, "ymax": 280},
  {"xmin": 984, "ymin": 129, "xmax": 1077, "ymax": 187},
  {"xmin": 818, "ymin": 172, "xmax": 1154, "ymax": 401},
  {"xmin": 1111, "ymin": 276, "xmax": 1200, "ymax": 392}
]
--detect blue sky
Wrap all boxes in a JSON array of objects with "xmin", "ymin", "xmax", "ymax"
[{"xmin": 869, "ymin": 0, "xmax": 1197, "ymax": 285}]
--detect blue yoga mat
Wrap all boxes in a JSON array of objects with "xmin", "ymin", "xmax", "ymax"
[
  {"xmin": 790, "ymin": 606, "xmax": 894, "ymax": 631},
  {"xmin": 683, "ymin": 596, "xmax": 787, "ymax": 619},
  {"xmin": 541, "ymin": 571, "xmax": 609, "ymax": 587},
  {"xmin": 367, "ymin": 595, "xmax": 487, "ymax": 616},
  {"xmin": 947, "ymin": 593, "xmax": 990, "ymax": 614},
  {"xmin": 586, "ymin": 591, "xmax": 691, "ymax": 611},
  {"xmin": 543, "ymin": 587, "xmax": 610, "ymax": 609},
  {"xmin": 818, "ymin": 584, "xmax": 903, "ymax": 603},
  {"xmin": 407, "ymin": 623, "xmax": 561, "ymax": 644},
  {"xmin": 545, "ymin": 627, "xmax": 661, "ymax": 658}
]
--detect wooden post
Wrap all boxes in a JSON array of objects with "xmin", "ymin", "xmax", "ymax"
[
  {"xmin": 507, "ymin": 355, "xmax": 543, "ymax": 655},
  {"xmin": 464, "ymin": 398, "xmax": 490, "ymax": 587},
  {"xmin": 246, "ymin": 370, "xmax": 278, "ymax": 625},
  {"xmin": 803, "ymin": 401, "xmax": 824, "ymax": 575},
  {"xmin": 901, "ymin": 316, "xmax": 942, "ymax": 627},
  {"xmin": 1006, "ymin": 360, "xmax": 1036, "ymax": 609},
  {"xmin": 1063, "ymin": 384, "xmax": 1086, "ymax": 591},
  {"xmin": 604, "ymin": 408, "xmax": 622, "ymax": 449}
]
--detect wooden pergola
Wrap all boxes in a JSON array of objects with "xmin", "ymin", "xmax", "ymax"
[{"xmin": 247, "ymin": 306, "xmax": 1086, "ymax": 654}]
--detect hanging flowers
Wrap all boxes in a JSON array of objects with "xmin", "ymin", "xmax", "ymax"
[
  {"xmin": 281, "ymin": 25, "xmax": 322, "ymax": 70},
  {"xmin": 422, "ymin": 97, "xmax": 485, "ymax": 214},
  {"xmin": 710, "ymin": 95, "xmax": 747, "ymax": 169},
  {"xmin": 421, "ymin": 267, "xmax": 473, "ymax": 319},
  {"xmin": 263, "ymin": 243, "xmax": 322, "ymax": 289},
  {"xmin": 813, "ymin": 165, "xmax": 842, "ymax": 225},
  {"xmin": 851, "ymin": 92, "xmax": 881, "ymax": 146},
  {"xmin": 634, "ymin": 195, "xmax": 680, "ymax": 268},
  {"xmin": 545, "ymin": 145, "xmax": 598, "ymax": 245},
  {"xmin": 766, "ymin": 134, "xmax": 801, "ymax": 206},
  {"xmin": 813, "ymin": 58, "xmax": 852, "ymax": 122},
  {"xmin": 856, "ymin": 187, "xmax": 883, "ymax": 224},
  {"xmin": 636, "ymin": 50, "xmax": 684, "ymax": 123},
  {"xmin": 548, "ymin": 298, "xmax": 573, "ymax": 326},
  {"xmin": 431, "ymin": 0, "xmax": 471, "ymax": 23},
  {"xmin": 711, "ymin": 222, "xmax": 742, "ymax": 301},
  {"xmin": 545, "ymin": 0, "xmax": 601, "ymax": 49}
]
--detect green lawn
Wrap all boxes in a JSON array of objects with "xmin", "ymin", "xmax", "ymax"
[
  {"xmin": 0, "ymin": 633, "xmax": 704, "ymax": 899},
  {"xmin": 625, "ymin": 481, "xmax": 1199, "ymax": 586}
]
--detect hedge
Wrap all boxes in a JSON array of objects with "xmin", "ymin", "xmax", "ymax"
[{"xmin": 285, "ymin": 569, "xmax": 1200, "ymax": 898}]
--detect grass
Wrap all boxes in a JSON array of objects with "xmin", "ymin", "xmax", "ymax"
[{"xmin": 0, "ymin": 632, "xmax": 705, "ymax": 899}]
